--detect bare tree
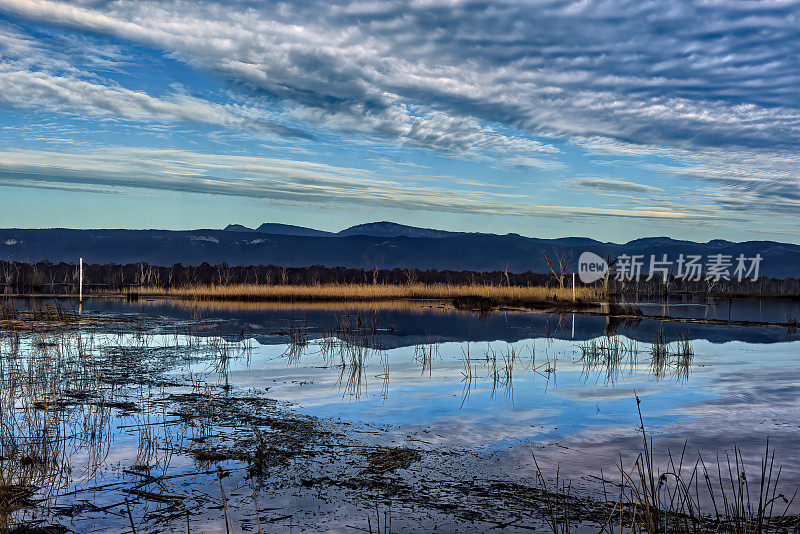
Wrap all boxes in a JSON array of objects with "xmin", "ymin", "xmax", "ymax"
[
  {"xmin": 137, "ymin": 262, "xmax": 146, "ymax": 286},
  {"xmin": 541, "ymin": 248, "xmax": 573, "ymax": 289},
  {"xmin": 705, "ymin": 276, "xmax": 719, "ymax": 294},
  {"xmin": 366, "ymin": 255, "xmax": 383, "ymax": 285},
  {"xmin": 602, "ymin": 255, "xmax": 618, "ymax": 296},
  {"xmin": 215, "ymin": 264, "xmax": 231, "ymax": 285}
]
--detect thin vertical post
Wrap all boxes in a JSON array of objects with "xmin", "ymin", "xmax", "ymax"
[
  {"xmin": 572, "ymin": 272, "xmax": 575, "ymax": 302},
  {"xmin": 79, "ymin": 257, "xmax": 83, "ymax": 302}
]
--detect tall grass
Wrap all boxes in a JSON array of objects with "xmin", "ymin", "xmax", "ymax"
[
  {"xmin": 579, "ymin": 335, "xmax": 639, "ymax": 385},
  {"xmin": 132, "ymin": 282, "xmax": 600, "ymax": 305},
  {"xmin": 0, "ymin": 312, "xmax": 256, "ymax": 530},
  {"xmin": 534, "ymin": 398, "xmax": 798, "ymax": 533}
]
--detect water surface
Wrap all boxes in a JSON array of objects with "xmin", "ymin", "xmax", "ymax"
[{"xmin": 6, "ymin": 296, "xmax": 800, "ymax": 532}]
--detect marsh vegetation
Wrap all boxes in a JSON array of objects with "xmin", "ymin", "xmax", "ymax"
[
  {"xmin": 6, "ymin": 260, "xmax": 800, "ymax": 302},
  {"xmin": 132, "ymin": 282, "xmax": 599, "ymax": 311},
  {"xmin": 0, "ymin": 296, "xmax": 798, "ymax": 532}
]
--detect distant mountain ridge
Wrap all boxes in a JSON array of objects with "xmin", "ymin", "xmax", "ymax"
[
  {"xmin": 224, "ymin": 221, "xmax": 459, "ymax": 238},
  {"xmin": 2, "ymin": 222, "xmax": 799, "ymax": 278}
]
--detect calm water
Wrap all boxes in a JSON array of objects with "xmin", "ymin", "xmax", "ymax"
[
  {"xmin": 628, "ymin": 294, "xmax": 800, "ymax": 324},
  {"xmin": 86, "ymin": 297, "xmax": 800, "ymax": 482},
  {"xmin": 7, "ymin": 296, "xmax": 800, "ymax": 531}
]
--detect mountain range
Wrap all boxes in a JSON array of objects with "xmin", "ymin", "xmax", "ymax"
[
  {"xmin": 1, "ymin": 221, "xmax": 798, "ymax": 278},
  {"xmin": 224, "ymin": 221, "xmax": 460, "ymax": 238}
]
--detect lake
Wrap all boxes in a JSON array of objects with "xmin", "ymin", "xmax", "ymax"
[{"xmin": 3, "ymin": 296, "xmax": 799, "ymax": 532}]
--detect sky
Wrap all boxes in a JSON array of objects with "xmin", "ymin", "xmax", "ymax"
[{"xmin": 0, "ymin": 0, "xmax": 799, "ymax": 243}]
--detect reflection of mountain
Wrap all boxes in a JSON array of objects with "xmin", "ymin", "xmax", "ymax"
[
  {"xmin": 3, "ymin": 222, "xmax": 800, "ymax": 277},
  {"xmin": 85, "ymin": 298, "xmax": 798, "ymax": 348}
]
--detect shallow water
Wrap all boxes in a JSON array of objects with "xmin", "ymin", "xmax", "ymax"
[
  {"xmin": 91, "ymin": 297, "xmax": 800, "ymax": 476},
  {"xmin": 629, "ymin": 294, "xmax": 800, "ymax": 324},
  {"xmin": 5, "ymin": 296, "xmax": 800, "ymax": 531}
]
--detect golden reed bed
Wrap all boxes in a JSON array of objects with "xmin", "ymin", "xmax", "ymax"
[
  {"xmin": 131, "ymin": 283, "xmax": 599, "ymax": 305},
  {"xmin": 134, "ymin": 297, "xmax": 456, "ymax": 315}
]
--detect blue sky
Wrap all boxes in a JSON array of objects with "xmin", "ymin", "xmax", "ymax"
[{"xmin": 0, "ymin": 0, "xmax": 799, "ymax": 243}]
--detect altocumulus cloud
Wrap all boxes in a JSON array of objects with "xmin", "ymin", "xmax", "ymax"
[
  {"xmin": 0, "ymin": 24, "xmax": 302, "ymax": 136},
  {"xmin": 2, "ymin": 0, "xmax": 797, "ymax": 149},
  {"xmin": 0, "ymin": 0, "xmax": 799, "ymax": 222}
]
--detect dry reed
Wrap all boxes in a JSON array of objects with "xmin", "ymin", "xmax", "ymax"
[{"xmin": 132, "ymin": 283, "xmax": 599, "ymax": 306}]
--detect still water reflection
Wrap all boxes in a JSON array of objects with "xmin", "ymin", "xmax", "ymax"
[{"xmin": 74, "ymin": 297, "xmax": 798, "ymax": 492}]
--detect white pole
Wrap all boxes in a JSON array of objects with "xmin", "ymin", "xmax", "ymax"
[
  {"xmin": 572, "ymin": 272, "xmax": 575, "ymax": 302},
  {"xmin": 79, "ymin": 257, "xmax": 83, "ymax": 302}
]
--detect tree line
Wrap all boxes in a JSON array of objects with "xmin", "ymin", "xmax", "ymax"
[
  {"xmin": 1, "ymin": 260, "xmax": 798, "ymax": 297},
  {"xmin": 0, "ymin": 261, "xmax": 551, "ymax": 294}
]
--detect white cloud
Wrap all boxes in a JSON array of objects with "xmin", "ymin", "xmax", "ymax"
[
  {"xmin": 573, "ymin": 177, "xmax": 662, "ymax": 194},
  {"xmin": 0, "ymin": 146, "xmax": 713, "ymax": 222},
  {"xmin": 0, "ymin": 0, "xmax": 799, "ymax": 219},
  {"xmin": 0, "ymin": 23, "xmax": 296, "ymax": 134},
  {"xmin": 3, "ymin": 0, "xmax": 799, "ymax": 155},
  {"xmin": 0, "ymin": 64, "xmax": 291, "ymax": 133}
]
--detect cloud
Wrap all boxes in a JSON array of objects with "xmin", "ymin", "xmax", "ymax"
[
  {"xmin": 0, "ymin": 4, "xmax": 564, "ymax": 163},
  {"xmin": 1, "ymin": 0, "xmax": 800, "ymax": 221},
  {"xmin": 0, "ymin": 146, "xmax": 714, "ymax": 222},
  {"xmin": 3, "ymin": 0, "xmax": 790, "ymax": 150},
  {"xmin": 288, "ymin": 102, "xmax": 560, "ymax": 159},
  {"xmin": 0, "ymin": 23, "xmax": 303, "ymax": 136},
  {"xmin": 0, "ymin": 21, "xmax": 132, "ymax": 72},
  {"xmin": 573, "ymin": 177, "xmax": 662, "ymax": 194},
  {"xmin": 0, "ymin": 64, "xmax": 301, "ymax": 135},
  {"xmin": 578, "ymin": 136, "xmax": 800, "ymax": 218}
]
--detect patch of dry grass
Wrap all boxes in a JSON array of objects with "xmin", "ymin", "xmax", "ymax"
[{"xmin": 132, "ymin": 283, "xmax": 599, "ymax": 306}]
